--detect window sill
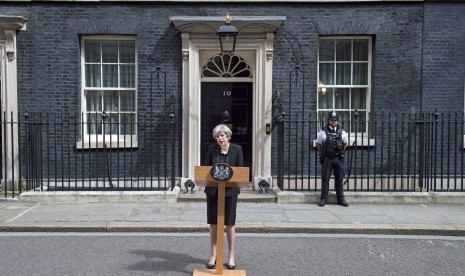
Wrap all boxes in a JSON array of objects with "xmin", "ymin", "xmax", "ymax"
[
  {"xmin": 313, "ymin": 138, "xmax": 375, "ymax": 148},
  {"xmin": 347, "ymin": 138, "xmax": 375, "ymax": 147},
  {"xmin": 76, "ymin": 140, "xmax": 138, "ymax": 150}
]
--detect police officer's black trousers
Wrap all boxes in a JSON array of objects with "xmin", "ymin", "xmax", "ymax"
[{"xmin": 320, "ymin": 156, "xmax": 345, "ymax": 201}]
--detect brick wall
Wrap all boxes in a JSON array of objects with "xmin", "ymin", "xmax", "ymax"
[
  {"xmin": 422, "ymin": 3, "xmax": 465, "ymax": 113},
  {"xmin": 7, "ymin": 2, "xmax": 431, "ymax": 115},
  {"xmin": 1, "ymin": 2, "xmax": 463, "ymax": 180}
]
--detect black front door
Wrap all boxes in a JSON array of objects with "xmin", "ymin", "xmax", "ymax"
[{"xmin": 201, "ymin": 82, "xmax": 253, "ymax": 168}]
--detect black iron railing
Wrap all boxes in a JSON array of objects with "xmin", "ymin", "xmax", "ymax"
[
  {"xmin": 1, "ymin": 111, "xmax": 178, "ymax": 197},
  {"xmin": 274, "ymin": 111, "xmax": 465, "ymax": 192},
  {"xmin": 2, "ymin": 111, "xmax": 465, "ymax": 198}
]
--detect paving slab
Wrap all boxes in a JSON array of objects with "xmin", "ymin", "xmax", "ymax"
[{"xmin": 1, "ymin": 194, "xmax": 465, "ymax": 235}]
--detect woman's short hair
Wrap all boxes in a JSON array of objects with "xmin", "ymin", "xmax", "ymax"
[{"xmin": 212, "ymin": 124, "xmax": 232, "ymax": 140}]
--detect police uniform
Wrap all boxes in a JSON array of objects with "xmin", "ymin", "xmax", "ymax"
[{"xmin": 316, "ymin": 112, "xmax": 349, "ymax": 207}]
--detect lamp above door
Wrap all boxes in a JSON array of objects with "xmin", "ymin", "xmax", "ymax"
[
  {"xmin": 217, "ymin": 14, "xmax": 238, "ymax": 53},
  {"xmin": 170, "ymin": 15, "xmax": 286, "ymax": 54}
]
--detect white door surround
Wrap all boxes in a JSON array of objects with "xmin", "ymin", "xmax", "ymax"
[
  {"xmin": 171, "ymin": 16, "xmax": 286, "ymax": 188},
  {"xmin": 0, "ymin": 16, "xmax": 27, "ymax": 186}
]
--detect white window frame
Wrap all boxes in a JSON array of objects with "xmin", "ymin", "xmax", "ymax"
[
  {"xmin": 317, "ymin": 36, "xmax": 374, "ymax": 147},
  {"xmin": 78, "ymin": 35, "xmax": 138, "ymax": 149},
  {"xmin": 463, "ymin": 78, "xmax": 465, "ymax": 149}
]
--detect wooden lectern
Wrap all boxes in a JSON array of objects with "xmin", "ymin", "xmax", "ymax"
[{"xmin": 193, "ymin": 166, "xmax": 249, "ymax": 276}]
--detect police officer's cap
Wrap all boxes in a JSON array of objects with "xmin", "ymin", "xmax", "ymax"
[{"xmin": 327, "ymin": 111, "xmax": 339, "ymax": 121}]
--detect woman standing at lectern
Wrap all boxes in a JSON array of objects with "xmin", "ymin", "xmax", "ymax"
[{"xmin": 204, "ymin": 124, "xmax": 244, "ymax": 270}]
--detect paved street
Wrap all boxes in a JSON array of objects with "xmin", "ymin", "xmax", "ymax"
[
  {"xmin": 1, "ymin": 233, "xmax": 465, "ymax": 276},
  {"xmin": 1, "ymin": 192, "xmax": 465, "ymax": 275}
]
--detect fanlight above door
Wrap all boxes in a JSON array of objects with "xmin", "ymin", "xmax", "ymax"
[{"xmin": 202, "ymin": 53, "xmax": 252, "ymax": 78}]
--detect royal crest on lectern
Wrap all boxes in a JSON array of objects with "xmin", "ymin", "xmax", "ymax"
[{"xmin": 210, "ymin": 163, "xmax": 233, "ymax": 181}]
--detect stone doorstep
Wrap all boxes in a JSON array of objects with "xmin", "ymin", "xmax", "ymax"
[
  {"xmin": 276, "ymin": 190, "xmax": 465, "ymax": 204},
  {"xmin": 178, "ymin": 190, "xmax": 277, "ymax": 203},
  {"xmin": 13, "ymin": 188, "xmax": 465, "ymax": 204},
  {"xmin": 18, "ymin": 187, "xmax": 182, "ymax": 203},
  {"xmin": 17, "ymin": 188, "xmax": 277, "ymax": 203}
]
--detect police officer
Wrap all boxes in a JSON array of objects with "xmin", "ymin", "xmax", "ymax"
[{"xmin": 315, "ymin": 111, "xmax": 349, "ymax": 207}]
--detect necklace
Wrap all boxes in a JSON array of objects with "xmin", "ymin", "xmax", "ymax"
[{"xmin": 220, "ymin": 146, "xmax": 229, "ymax": 155}]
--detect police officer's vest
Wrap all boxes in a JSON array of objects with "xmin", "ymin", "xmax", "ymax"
[{"xmin": 321, "ymin": 125, "xmax": 344, "ymax": 158}]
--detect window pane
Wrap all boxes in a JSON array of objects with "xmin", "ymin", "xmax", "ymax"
[
  {"xmin": 104, "ymin": 90, "xmax": 119, "ymax": 112},
  {"xmin": 213, "ymin": 56, "xmax": 222, "ymax": 66},
  {"xmin": 318, "ymin": 111, "xmax": 328, "ymax": 125},
  {"xmin": 85, "ymin": 90, "xmax": 102, "ymax": 111},
  {"xmin": 353, "ymin": 40, "xmax": 368, "ymax": 61},
  {"xmin": 84, "ymin": 41, "xmax": 100, "ymax": 63},
  {"xmin": 203, "ymin": 69, "xmax": 218, "ymax": 77},
  {"xmin": 351, "ymin": 112, "xmax": 366, "ymax": 133},
  {"xmin": 234, "ymin": 67, "xmax": 252, "ymax": 77},
  {"xmin": 318, "ymin": 88, "xmax": 333, "ymax": 109},
  {"xmin": 85, "ymin": 65, "xmax": 101, "ymax": 87},
  {"xmin": 119, "ymin": 40, "xmax": 135, "ymax": 63},
  {"xmin": 336, "ymin": 63, "xmax": 351, "ymax": 85},
  {"xmin": 319, "ymin": 40, "xmax": 334, "ymax": 61},
  {"xmin": 104, "ymin": 114, "xmax": 119, "ymax": 135},
  {"xmin": 338, "ymin": 111, "xmax": 350, "ymax": 126},
  {"xmin": 87, "ymin": 113, "xmax": 101, "ymax": 135},
  {"xmin": 102, "ymin": 40, "xmax": 118, "ymax": 63},
  {"xmin": 120, "ymin": 65, "xmax": 135, "ymax": 88},
  {"xmin": 334, "ymin": 88, "xmax": 350, "ymax": 109},
  {"xmin": 223, "ymin": 53, "xmax": 231, "ymax": 68},
  {"xmin": 319, "ymin": 63, "xmax": 334, "ymax": 85},
  {"xmin": 120, "ymin": 91, "xmax": 135, "ymax": 111},
  {"xmin": 353, "ymin": 63, "xmax": 368, "ymax": 85},
  {"xmin": 335, "ymin": 40, "xmax": 351, "ymax": 61},
  {"xmin": 121, "ymin": 114, "xmax": 136, "ymax": 135},
  {"xmin": 351, "ymin": 88, "xmax": 367, "ymax": 109},
  {"xmin": 102, "ymin": 65, "xmax": 118, "ymax": 87}
]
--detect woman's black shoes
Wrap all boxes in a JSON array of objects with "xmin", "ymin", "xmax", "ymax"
[{"xmin": 206, "ymin": 261, "xmax": 235, "ymax": 270}]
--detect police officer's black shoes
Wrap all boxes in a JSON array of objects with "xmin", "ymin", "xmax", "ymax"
[
  {"xmin": 337, "ymin": 200, "xmax": 349, "ymax": 207},
  {"xmin": 318, "ymin": 199, "xmax": 327, "ymax": 207}
]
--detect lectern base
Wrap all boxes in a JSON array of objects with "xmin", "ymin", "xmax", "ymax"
[{"xmin": 193, "ymin": 268, "xmax": 246, "ymax": 276}]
